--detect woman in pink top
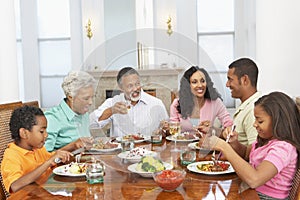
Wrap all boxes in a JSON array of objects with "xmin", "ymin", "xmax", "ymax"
[
  {"xmin": 208, "ymin": 92, "xmax": 300, "ymax": 199},
  {"xmin": 170, "ymin": 66, "xmax": 233, "ymax": 132}
]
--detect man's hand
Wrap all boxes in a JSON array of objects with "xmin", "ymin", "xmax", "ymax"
[{"xmin": 111, "ymin": 102, "xmax": 128, "ymax": 114}]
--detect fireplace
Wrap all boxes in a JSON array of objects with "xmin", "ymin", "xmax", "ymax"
[{"xmin": 88, "ymin": 68, "xmax": 184, "ymax": 113}]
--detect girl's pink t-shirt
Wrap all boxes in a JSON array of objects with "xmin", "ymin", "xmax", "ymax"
[{"xmin": 250, "ymin": 139, "xmax": 297, "ymax": 199}]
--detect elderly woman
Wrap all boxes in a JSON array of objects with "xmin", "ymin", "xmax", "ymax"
[
  {"xmin": 45, "ymin": 71, "xmax": 97, "ymax": 152},
  {"xmin": 170, "ymin": 66, "xmax": 233, "ymax": 133}
]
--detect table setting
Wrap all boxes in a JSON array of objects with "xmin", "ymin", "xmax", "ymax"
[{"xmin": 7, "ymin": 130, "xmax": 259, "ymax": 200}]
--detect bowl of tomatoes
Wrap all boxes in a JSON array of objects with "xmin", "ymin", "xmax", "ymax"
[{"xmin": 152, "ymin": 169, "xmax": 186, "ymax": 192}]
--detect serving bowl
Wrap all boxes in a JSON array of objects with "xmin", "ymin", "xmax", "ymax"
[{"xmin": 152, "ymin": 170, "xmax": 186, "ymax": 192}]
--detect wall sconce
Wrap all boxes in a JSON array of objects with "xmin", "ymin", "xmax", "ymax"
[
  {"xmin": 85, "ymin": 19, "xmax": 93, "ymax": 39},
  {"xmin": 166, "ymin": 16, "xmax": 173, "ymax": 36}
]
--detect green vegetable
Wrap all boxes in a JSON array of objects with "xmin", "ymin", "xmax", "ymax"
[{"xmin": 136, "ymin": 156, "xmax": 165, "ymax": 172}]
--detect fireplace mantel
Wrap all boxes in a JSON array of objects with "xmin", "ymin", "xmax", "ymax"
[
  {"xmin": 88, "ymin": 68, "xmax": 184, "ymax": 113},
  {"xmin": 87, "ymin": 68, "xmax": 184, "ymax": 78}
]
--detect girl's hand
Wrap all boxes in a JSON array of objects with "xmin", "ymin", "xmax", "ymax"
[
  {"xmin": 222, "ymin": 126, "xmax": 238, "ymax": 143},
  {"xmin": 202, "ymin": 135, "xmax": 225, "ymax": 151}
]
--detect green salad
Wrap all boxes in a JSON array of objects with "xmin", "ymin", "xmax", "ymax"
[{"xmin": 136, "ymin": 156, "xmax": 165, "ymax": 172}]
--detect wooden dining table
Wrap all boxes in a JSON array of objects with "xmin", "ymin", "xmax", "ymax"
[{"xmin": 7, "ymin": 138, "xmax": 259, "ymax": 200}]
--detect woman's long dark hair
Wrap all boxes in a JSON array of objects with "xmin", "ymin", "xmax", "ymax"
[
  {"xmin": 255, "ymin": 92, "xmax": 300, "ymax": 166},
  {"xmin": 177, "ymin": 66, "xmax": 221, "ymax": 119}
]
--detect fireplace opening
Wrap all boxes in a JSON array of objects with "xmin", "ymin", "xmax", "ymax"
[{"xmin": 105, "ymin": 89, "xmax": 156, "ymax": 99}]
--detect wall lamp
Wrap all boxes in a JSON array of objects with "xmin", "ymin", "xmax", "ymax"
[
  {"xmin": 166, "ymin": 16, "xmax": 173, "ymax": 36},
  {"xmin": 85, "ymin": 19, "xmax": 93, "ymax": 39}
]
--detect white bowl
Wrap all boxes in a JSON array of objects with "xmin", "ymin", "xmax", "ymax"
[
  {"xmin": 128, "ymin": 162, "xmax": 173, "ymax": 178},
  {"xmin": 117, "ymin": 151, "xmax": 157, "ymax": 163}
]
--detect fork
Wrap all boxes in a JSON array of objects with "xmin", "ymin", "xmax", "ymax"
[
  {"xmin": 215, "ymin": 125, "xmax": 236, "ymax": 162},
  {"xmin": 211, "ymin": 129, "xmax": 217, "ymax": 164}
]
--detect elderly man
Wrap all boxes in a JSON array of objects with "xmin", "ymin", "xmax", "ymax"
[
  {"xmin": 226, "ymin": 58, "xmax": 260, "ymax": 145},
  {"xmin": 90, "ymin": 67, "xmax": 169, "ymax": 137}
]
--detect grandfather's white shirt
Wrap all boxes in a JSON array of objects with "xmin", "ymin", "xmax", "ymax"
[{"xmin": 90, "ymin": 91, "xmax": 169, "ymax": 137}]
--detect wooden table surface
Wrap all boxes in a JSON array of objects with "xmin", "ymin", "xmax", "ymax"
[{"xmin": 7, "ymin": 139, "xmax": 259, "ymax": 200}]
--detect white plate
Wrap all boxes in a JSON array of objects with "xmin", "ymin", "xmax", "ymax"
[
  {"xmin": 187, "ymin": 161, "xmax": 235, "ymax": 175},
  {"xmin": 166, "ymin": 135, "xmax": 199, "ymax": 142},
  {"xmin": 188, "ymin": 142, "xmax": 211, "ymax": 152},
  {"xmin": 116, "ymin": 136, "xmax": 151, "ymax": 143},
  {"xmin": 117, "ymin": 151, "xmax": 157, "ymax": 163},
  {"xmin": 128, "ymin": 162, "xmax": 173, "ymax": 178},
  {"xmin": 90, "ymin": 142, "xmax": 121, "ymax": 152},
  {"xmin": 53, "ymin": 163, "xmax": 86, "ymax": 177}
]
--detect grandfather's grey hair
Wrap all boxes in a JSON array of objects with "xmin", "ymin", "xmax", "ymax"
[{"xmin": 61, "ymin": 71, "xmax": 97, "ymax": 97}]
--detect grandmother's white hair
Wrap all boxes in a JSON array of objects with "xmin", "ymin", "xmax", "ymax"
[{"xmin": 62, "ymin": 71, "xmax": 97, "ymax": 97}]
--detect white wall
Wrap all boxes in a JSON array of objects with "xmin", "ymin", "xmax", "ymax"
[
  {"xmin": 0, "ymin": 0, "xmax": 19, "ymax": 103},
  {"xmin": 256, "ymin": 0, "xmax": 300, "ymax": 98}
]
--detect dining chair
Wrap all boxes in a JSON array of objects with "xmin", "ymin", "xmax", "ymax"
[
  {"xmin": 289, "ymin": 167, "xmax": 300, "ymax": 200},
  {"xmin": 0, "ymin": 101, "xmax": 23, "ymax": 200},
  {"xmin": 22, "ymin": 100, "xmax": 39, "ymax": 108}
]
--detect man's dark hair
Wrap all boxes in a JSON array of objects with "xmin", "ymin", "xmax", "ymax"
[
  {"xmin": 117, "ymin": 67, "xmax": 140, "ymax": 85},
  {"xmin": 228, "ymin": 58, "xmax": 258, "ymax": 88}
]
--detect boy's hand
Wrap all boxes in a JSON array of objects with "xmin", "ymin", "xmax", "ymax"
[{"xmin": 51, "ymin": 150, "xmax": 72, "ymax": 165}]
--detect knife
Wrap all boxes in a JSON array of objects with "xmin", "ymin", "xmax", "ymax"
[{"xmin": 54, "ymin": 147, "xmax": 86, "ymax": 164}]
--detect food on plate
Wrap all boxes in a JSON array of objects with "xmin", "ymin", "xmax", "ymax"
[
  {"xmin": 126, "ymin": 147, "xmax": 151, "ymax": 158},
  {"xmin": 136, "ymin": 156, "xmax": 165, "ymax": 172},
  {"xmin": 175, "ymin": 132, "xmax": 197, "ymax": 140},
  {"xmin": 153, "ymin": 170, "xmax": 186, "ymax": 191},
  {"xmin": 123, "ymin": 134, "xmax": 144, "ymax": 141},
  {"xmin": 62, "ymin": 162, "xmax": 87, "ymax": 174},
  {"xmin": 93, "ymin": 139, "xmax": 118, "ymax": 149},
  {"xmin": 196, "ymin": 162, "xmax": 230, "ymax": 172}
]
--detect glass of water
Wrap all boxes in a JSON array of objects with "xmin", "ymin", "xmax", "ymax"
[{"xmin": 86, "ymin": 160, "xmax": 105, "ymax": 184}]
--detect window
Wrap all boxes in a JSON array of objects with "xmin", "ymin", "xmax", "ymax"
[
  {"xmin": 14, "ymin": 0, "xmax": 24, "ymax": 99},
  {"xmin": 197, "ymin": 0, "xmax": 235, "ymax": 107},
  {"xmin": 37, "ymin": 0, "xmax": 71, "ymax": 107}
]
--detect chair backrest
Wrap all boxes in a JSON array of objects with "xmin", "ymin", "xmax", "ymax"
[
  {"xmin": 289, "ymin": 167, "xmax": 300, "ymax": 200},
  {"xmin": 290, "ymin": 97, "xmax": 300, "ymax": 199},
  {"xmin": 0, "ymin": 101, "xmax": 22, "ymax": 200},
  {"xmin": 22, "ymin": 100, "xmax": 39, "ymax": 108}
]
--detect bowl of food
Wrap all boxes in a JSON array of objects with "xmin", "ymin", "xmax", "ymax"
[
  {"xmin": 153, "ymin": 170, "xmax": 186, "ymax": 192},
  {"xmin": 128, "ymin": 156, "xmax": 173, "ymax": 178}
]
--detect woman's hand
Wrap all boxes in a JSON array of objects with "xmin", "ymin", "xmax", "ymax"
[
  {"xmin": 196, "ymin": 120, "xmax": 211, "ymax": 134},
  {"xmin": 73, "ymin": 137, "xmax": 94, "ymax": 150},
  {"xmin": 159, "ymin": 120, "xmax": 170, "ymax": 137}
]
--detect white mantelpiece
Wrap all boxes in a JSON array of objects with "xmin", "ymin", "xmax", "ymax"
[{"xmin": 88, "ymin": 68, "xmax": 184, "ymax": 113}]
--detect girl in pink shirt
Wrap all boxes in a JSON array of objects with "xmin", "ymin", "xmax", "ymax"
[
  {"xmin": 170, "ymin": 66, "xmax": 233, "ymax": 132},
  {"xmin": 208, "ymin": 92, "xmax": 300, "ymax": 199}
]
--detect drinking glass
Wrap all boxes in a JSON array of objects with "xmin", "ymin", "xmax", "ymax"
[
  {"xmin": 86, "ymin": 160, "xmax": 105, "ymax": 184},
  {"xmin": 151, "ymin": 129, "xmax": 162, "ymax": 144},
  {"xmin": 180, "ymin": 150, "xmax": 196, "ymax": 165},
  {"xmin": 169, "ymin": 121, "xmax": 181, "ymax": 152},
  {"xmin": 121, "ymin": 137, "xmax": 134, "ymax": 151}
]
